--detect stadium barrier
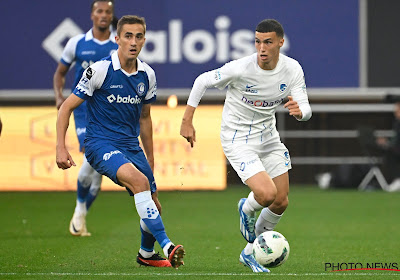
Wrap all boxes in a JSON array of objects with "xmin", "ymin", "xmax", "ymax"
[{"xmin": 0, "ymin": 88, "xmax": 398, "ymax": 186}]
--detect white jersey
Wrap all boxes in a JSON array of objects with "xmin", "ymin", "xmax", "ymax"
[{"xmin": 187, "ymin": 53, "xmax": 311, "ymax": 147}]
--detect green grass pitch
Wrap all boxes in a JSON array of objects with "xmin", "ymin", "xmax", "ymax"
[{"xmin": 0, "ymin": 186, "xmax": 399, "ymax": 280}]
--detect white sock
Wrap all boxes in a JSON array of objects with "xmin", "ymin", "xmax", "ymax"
[
  {"xmin": 139, "ymin": 248, "xmax": 155, "ymax": 258},
  {"xmin": 255, "ymin": 207, "xmax": 283, "ymax": 236},
  {"xmin": 163, "ymin": 242, "xmax": 173, "ymax": 257},
  {"xmin": 75, "ymin": 200, "xmax": 87, "ymax": 215},
  {"xmin": 244, "ymin": 242, "xmax": 253, "ymax": 255},
  {"xmin": 242, "ymin": 192, "xmax": 264, "ymax": 215},
  {"xmin": 134, "ymin": 191, "xmax": 159, "ymax": 220}
]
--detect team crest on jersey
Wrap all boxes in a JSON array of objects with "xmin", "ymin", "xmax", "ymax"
[
  {"xmin": 86, "ymin": 67, "xmax": 96, "ymax": 80},
  {"xmin": 279, "ymin": 83, "xmax": 287, "ymax": 92},
  {"xmin": 136, "ymin": 82, "xmax": 146, "ymax": 96}
]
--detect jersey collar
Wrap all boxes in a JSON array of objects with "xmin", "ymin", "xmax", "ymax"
[
  {"xmin": 111, "ymin": 51, "xmax": 145, "ymax": 74},
  {"xmin": 85, "ymin": 28, "xmax": 116, "ymax": 43}
]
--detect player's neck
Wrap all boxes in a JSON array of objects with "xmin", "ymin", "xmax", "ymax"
[
  {"xmin": 258, "ymin": 57, "xmax": 279, "ymax": 70},
  {"xmin": 118, "ymin": 51, "xmax": 138, "ymax": 73},
  {"xmin": 92, "ymin": 26, "xmax": 111, "ymax": 41}
]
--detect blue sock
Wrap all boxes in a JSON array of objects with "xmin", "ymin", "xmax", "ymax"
[
  {"xmin": 86, "ymin": 192, "xmax": 96, "ymax": 210},
  {"xmin": 134, "ymin": 191, "xmax": 171, "ymax": 249},
  {"xmin": 77, "ymin": 180, "xmax": 90, "ymax": 203},
  {"xmin": 140, "ymin": 221, "xmax": 156, "ymax": 252},
  {"xmin": 85, "ymin": 172, "xmax": 102, "ymax": 211}
]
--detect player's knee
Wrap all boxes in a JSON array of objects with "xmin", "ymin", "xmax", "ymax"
[
  {"xmin": 255, "ymin": 187, "xmax": 277, "ymax": 207},
  {"xmin": 272, "ymin": 196, "xmax": 289, "ymax": 213},
  {"xmin": 125, "ymin": 173, "xmax": 150, "ymax": 193}
]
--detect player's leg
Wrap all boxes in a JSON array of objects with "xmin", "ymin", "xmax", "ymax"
[
  {"xmin": 69, "ymin": 155, "xmax": 96, "ymax": 236},
  {"xmin": 239, "ymin": 148, "xmax": 290, "ymax": 273},
  {"xmin": 222, "ymin": 142, "xmax": 274, "ymax": 243},
  {"xmin": 70, "ymin": 105, "xmax": 93, "ymax": 236},
  {"xmin": 255, "ymin": 172, "xmax": 289, "ymax": 236},
  {"xmin": 239, "ymin": 172, "xmax": 277, "ymax": 243},
  {"xmin": 85, "ymin": 170, "xmax": 102, "ymax": 210},
  {"xmin": 239, "ymin": 172, "xmax": 277, "ymax": 272},
  {"xmin": 117, "ymin": 163, "xmax": 184, "ymax": 268}
]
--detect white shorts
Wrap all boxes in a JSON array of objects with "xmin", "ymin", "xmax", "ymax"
[{"xmin": 222, "ymin": 141, "xmax": 292, "ymax": 184}]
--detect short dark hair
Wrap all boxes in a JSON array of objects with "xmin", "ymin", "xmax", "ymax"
[
  {"xmin": 256, "ymin": 19, "xmax": 284, "ymax": 38},
  {"xmin": 91, "ymin": 0, "xmax": 114, "ymax": 13},
  {"xmin": 117, "ymin": 15, "xmax": 146, "ymax": 36}
]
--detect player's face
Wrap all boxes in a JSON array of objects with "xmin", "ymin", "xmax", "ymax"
[
  {"xmin": 91, "ymin": 1, "xmax": 113, "ymax": 31},
  {"xmin": 116, "ymin": 24, "xmax": 146, "ymax": 61},
  {"xmin": 255, "ymin": 31, "xmax": 284, "ymax": 70}
]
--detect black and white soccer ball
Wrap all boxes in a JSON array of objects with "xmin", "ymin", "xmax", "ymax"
[{"xmin": 253, "ymin": 231, "xmax": 290, "ymax": 268}]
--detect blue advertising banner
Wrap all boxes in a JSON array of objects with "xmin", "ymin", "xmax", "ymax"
[{"xmin": 1, "ymin": 0, "xmax": 358, "ymax": 89}]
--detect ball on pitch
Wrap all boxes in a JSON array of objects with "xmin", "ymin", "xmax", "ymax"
[{"xmin": 253, "ymin": 231, "xmax": 290, "ymax": 268}]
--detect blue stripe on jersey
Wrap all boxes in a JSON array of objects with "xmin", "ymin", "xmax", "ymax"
[{"xmin": 261, "ymin": 123, "xmax": 266, "ymax": 142}]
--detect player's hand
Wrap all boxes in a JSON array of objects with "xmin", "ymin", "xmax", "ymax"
[
  {"xmin": 56, "ymin": 147, "xmax": 76, "ymax": 169},
  {"xmin": 55, "ymin": 96, "xmax": 66, "ymax": 110},
  {"xmin": 180, "ymin": 120, "xmax": 196, "ymax": 148},
  {"xmin": 284, "ymin": 96, "xmax": 302, "ymax": 119}
]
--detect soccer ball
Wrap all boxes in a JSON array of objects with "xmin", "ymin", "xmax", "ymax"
[{"xmin": 253, "ymin": 231, "xmax": 290, "ymax": 268}]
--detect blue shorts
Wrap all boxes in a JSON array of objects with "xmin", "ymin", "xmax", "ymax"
[
  {"xmin": 85, "ymin": 143, "xmax": 157, "ymax": 195},
  {"xmin": 73, "ymin": 101, "xmax": 87, "ymax": 152}
]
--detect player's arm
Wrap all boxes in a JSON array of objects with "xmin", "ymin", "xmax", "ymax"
[
  {"xmin": 180, "ymin": 105, "xmax": 197, "ymax": 148},
  {"xmin": 53, "ymin": 63, "xmax": 70, "ymax": 109},
  {"xmin": 139, "ymin": 103, "xmax": 155, "ymax": 171},
  {"xmin": 181, "ymin": 65, "xmax": 236, "ymax": 147},
  {"xmin": 56, "ymin": 94, "xmax": 84, "ymax": 169},
  {"xmin": 284, "ymin": 66, "xmax": 312, "ymax": 121}
]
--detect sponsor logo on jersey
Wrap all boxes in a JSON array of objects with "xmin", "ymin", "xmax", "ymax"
[
  {"xmin": 76, "ymin": 127, "xmax": 86, "ymax": 136},
  {"xmin": 86, "ymin": 67, "xmax": 96, "ymax": 80},
  {"xmin": 76, "ymin": 77, "xmax": 89, "ymax": 92},
  {"xmin": 241, "ymin": 96, "xmax": 284, "ymax": 107},
  {"xmin": 103, "ymin": 150, "xmax": 121, "ymax": 161},
  {"xmin": 136, "ymin": 82, "xmax": 146, "ymax": 96},
  {"xmin": 245, "ymin": 84, "xmax": 258, "ymax": 93},
  {"xmin": 81, "ymin": 50, "xmax": 96, "ymax": 55},
  {"xmin": 110, "ymin": 84, "xmax": 124, "ymax": 89},
  {"xmin": 279, "ymin": 83, "xmax": 287, "ymax": 92},
  {"xmin": 107, "ymin": 94, "xmax": 142, "ymax": 104}
]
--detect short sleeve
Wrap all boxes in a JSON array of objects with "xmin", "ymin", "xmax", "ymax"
[{"xmin": 73, "ymin": 60, "xmax": 110, "ymax": 99}]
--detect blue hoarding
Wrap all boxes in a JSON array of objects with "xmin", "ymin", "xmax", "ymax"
[{"xmin": 1, "ymin": 0, "xmax": 358, "ymax": 89}]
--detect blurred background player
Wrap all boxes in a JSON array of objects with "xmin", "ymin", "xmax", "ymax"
[
  {"xmin": 180, "ymin": 19, "xmax": 311, "ymax": 272},
  {"xmin": 53, "ymin": 0, "xmax": 118, "ymax": 236},
  {"xmin": 56, "ymin": 15, "xmax": 185, "ymax": 268}
]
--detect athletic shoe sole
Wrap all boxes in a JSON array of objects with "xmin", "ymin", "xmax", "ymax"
[{"xmin": 168, "ymin": 245, "xmax": 185, "ymax": 268}]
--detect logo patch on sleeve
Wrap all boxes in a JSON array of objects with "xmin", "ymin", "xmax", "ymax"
[{"xmin": 86, "ymin": 67, "xmax": 96, "ymax": 80}]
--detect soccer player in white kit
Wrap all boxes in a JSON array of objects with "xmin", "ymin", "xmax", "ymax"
[{"xmin": 180, "ymin": 19, "xmax": 311, "ymax": 273}]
